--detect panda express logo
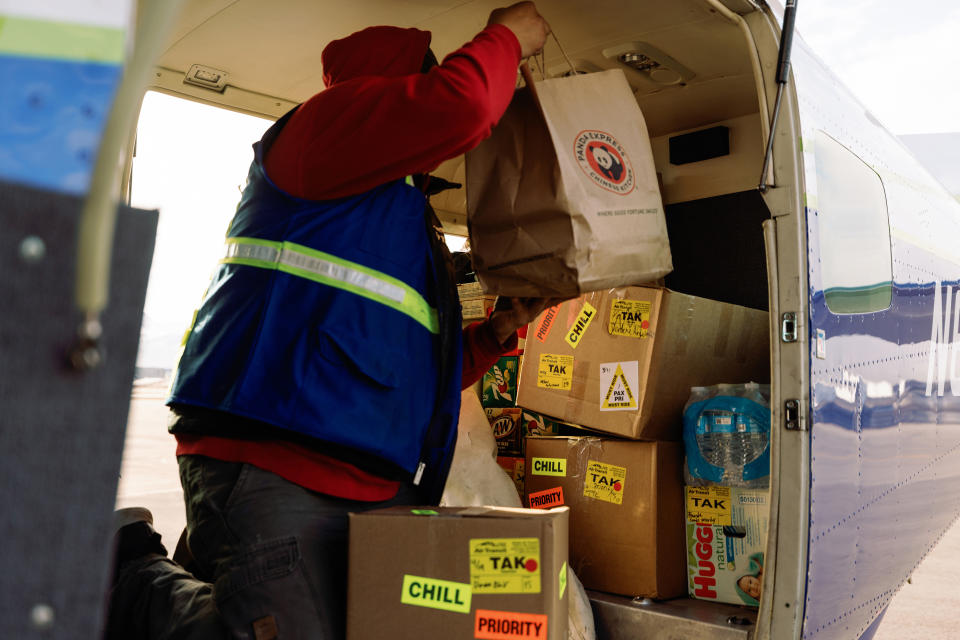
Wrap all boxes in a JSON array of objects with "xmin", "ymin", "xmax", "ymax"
[{"xmin": 573, "ymin": 130, "xmax": 635, "ymax": 195}]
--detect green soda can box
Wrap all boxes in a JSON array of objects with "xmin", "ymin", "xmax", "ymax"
[
  {"xmin": 685, "ymin": 486, "xmax": 769, "ymax": 607},
  {"xmin": 481, "ymin": 356, "xmax": 519, "ymax": 407}
]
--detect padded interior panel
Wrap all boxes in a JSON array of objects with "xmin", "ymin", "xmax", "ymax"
[
  {"xmin": 0, "ymin": 181, "xmax": 157, "ymax": 638},
  {"xmin": 663, "ymin": 190, "xmax": 769, "ymax": 311}
]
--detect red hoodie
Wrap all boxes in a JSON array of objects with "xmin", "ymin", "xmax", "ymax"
[{"xmin": 175, "ymin": 23, "xmax": 521, "ymax": 501}]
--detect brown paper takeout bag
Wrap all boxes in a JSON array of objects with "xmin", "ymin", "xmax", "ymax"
[{"xmin": 466, "ymin": 67, "xmax": 673, "ymax": 297}]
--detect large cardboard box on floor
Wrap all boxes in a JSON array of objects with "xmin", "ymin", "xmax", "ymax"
[
  {"xmin": 517, "ymin": 286, "xmax": 769, "ymax": 441},
  {"xmin": 347, "ymin": 506, "xmax": 569, "ymax": 640},
  {"xmin": 685, "ymin": 486, "xmax": 769, "ymax": 607},
  {"xmin": 524, "ymin": 436, "xmax": 686, "ymax": 598}
]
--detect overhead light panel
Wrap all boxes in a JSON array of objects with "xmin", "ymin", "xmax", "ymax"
[{"xmin": 184, "ymin": 64, "xmax": 229, "ymax": 93}]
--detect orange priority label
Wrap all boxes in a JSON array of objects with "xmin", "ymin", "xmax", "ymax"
[
  {"xmin": 583, "ymin": 460, "xmax": 627, "ymax": 505},
  {"xmin": 564, "ymin": 301, "xmax": 597, "ymax": 348},
  {"xmin": 470, "ymin": 538, "xmax": 541, "ymax": 594},
  {"xmin": 534, "ymin": 305, "xmax": 561, "ymax": 343},
  {"xmin": 537, "ymin": 354, "xmax": 573, "ymax": 390},
  {"xmin": 686, "ymin": 486, "xmax": 732, "ymax": 525},
  {"xmin": 609, "ymin": 299, "xmax": 652, "ymax": 338},
  {"xmin": 528, "ymin": 487, "xmax": 564, "ymax": 509},
  {"xmin": 475, "ymin": 609, "xmax": 548, "ymax": 640}
]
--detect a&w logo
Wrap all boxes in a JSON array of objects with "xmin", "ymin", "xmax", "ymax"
[
  {"xmin": 927, "ymin": 280, "xmax": 960, "ymax": 397},
  {"xmin": 574, "ymin": 130, "xmax": 635, "ymax": 195}
]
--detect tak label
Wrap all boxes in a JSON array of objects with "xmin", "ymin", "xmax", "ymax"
[
  {"xmin": 583, "ymin": 461, "xmax": 627, "ymax": 505},
  {"xmin": 537, "ymin": 354, "xmax": 574, "ymax": 390},
  {"xmin": 686, "ymin": 486, "xmax": 732, "ymax": 525},
  {"xmin": 470, "ymin": 538, "xmax": 541, "ymax": 594},
  {"xmin": 599, "ymin": 361, "xmax": 639, "ymax": 411},
  {"xmin": 401, "ymin": 575, "xmax": 472, "ymax": 614},
  {"xmin": 564, "ymin": 301, "xmax": 597, "ymax": 349},
  {"xmin": 609, "ymin": 299, "xmax": 652, "ymax": 338}
]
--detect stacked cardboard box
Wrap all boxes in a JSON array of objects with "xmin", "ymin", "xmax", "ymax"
[
  {"xmin": 458, "ymin": 281, "xmax": 497, "ymax": 321},
  {"xmin": 347, "ymin": 506, "xmax": 569, "ymax": 640},
  {"xmin": 512, "ymin": 287, "xmax": 769, "ymax": 600}
]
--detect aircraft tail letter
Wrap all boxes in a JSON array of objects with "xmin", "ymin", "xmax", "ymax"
[{"xmin": 926, "ymin": 282, "xmax": 960, "ymax": 397}]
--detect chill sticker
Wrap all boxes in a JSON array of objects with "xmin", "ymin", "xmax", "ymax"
[
  {"xmin": 609, "ymin": 299, "xmax": 652, "ymax": 338},
  {"xmin": 583, "ymin": 461, "xmax": 627, "ymax": 505},
  {"xmin": 401, "ymin": 575, "xmax": 471, "ymax": 614},
  {"xmin": 475, "ymin": 609, "xmax": 548, "ymax": 640},
  {"xmin": 531, "ymin": 457, "xmax": 566, "ymax": 477},
  {"xmin": 686, "ymin": 486, "xmax": 732, "ymax": 525},
  {"xmin": 559, "ymin": 561, "xmax": 568, "ymax": 599},
  {"xmin": 537, "ymin": 354, "xmax": 574, "ymax": 390},
  {"xmin": 528, "ymin": 487, "xmax": 564, "ymax": 509},
  {"xmin": 599, "ymin": 361, "xmax": 639, "ymax": 411},
  {"xmin": 573, "ymin": 130, "xmax": 635, "ymax": 195},
  {"xmin": 470, "ymin": 538, "xmax": 541, "ymax": 594},
  {"xmin": 564, "ymin": 301, "xmax": 597, "ymax": 349}
]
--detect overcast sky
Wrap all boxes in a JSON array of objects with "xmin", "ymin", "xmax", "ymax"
[{"xmin": 796, "ymin": 0, "xmax": 960, "ymax": 135}]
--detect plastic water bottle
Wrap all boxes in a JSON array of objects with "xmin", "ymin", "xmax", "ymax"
[{"xmin": 683, "ymin": 383, "xmax": 771, "ymax": 488}]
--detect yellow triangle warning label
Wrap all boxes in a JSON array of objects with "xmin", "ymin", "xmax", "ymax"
[{"xmin": 601, "ymin": 363, "xmax": 637, "ymax": 410}]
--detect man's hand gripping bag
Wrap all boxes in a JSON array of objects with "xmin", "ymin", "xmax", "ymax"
[{"xmin": 466, "ymin": 67, "xmax": 672, "ymax": 297}]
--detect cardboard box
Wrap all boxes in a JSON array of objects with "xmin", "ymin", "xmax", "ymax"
[
  {"xmin": 482, "ymin": 356, "xmax": 520, "ymax": 408},
  {"xmin": 487, "ymin": 407, "xmax": 524, "ymax": 456},
  {"xmin": 517, "ymin": 286, "xmax": 768, "ymax": 441},
  {"xmin": 497, "ymin": 456, "xmax": 525, "ymax": 498},
  {"xmin": 462, "ymin": 295, "xmax": 497, "ymax": 320},
  {"xmin": 520, "ymin": 409, "xmax": 584, "ymax": 439},
  {"xmin": 347, "ymin": 506, "xmax": 569, "ymax": 640},
  {"xmin": 685, "ymin": 486, "xmax": 769, "ymax": 607},
  {"xmin": 524, "ymin": 436, "xmax": 686, "ymax": 598},
  {"xmin": 458, "ymin": 281, "xmax": 485, "ymax": 299}
]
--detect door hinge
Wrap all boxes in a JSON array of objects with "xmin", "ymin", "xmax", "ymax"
[{"xmin": 784, "ymin": 399, "xmax": 804, "ymax": 430}]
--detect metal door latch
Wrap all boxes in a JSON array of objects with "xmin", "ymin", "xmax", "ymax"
[
  {"xmin": 781, "ymin": 312, "xmax": 798, "ymax": 343},
  {"xmin": 784, "ymin": 399, "xmax": 803, "ymax": 430}
]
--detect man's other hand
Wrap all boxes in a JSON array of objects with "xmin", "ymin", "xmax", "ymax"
[
  {"xmin": 489, "ymin": 296, "xmax": 570, "ymax": 346},
  {"xmin": 488, "ymin": 2, "xmax": 551, "ymax": 59}
]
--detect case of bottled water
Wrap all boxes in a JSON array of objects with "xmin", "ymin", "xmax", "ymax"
[{"xmin": 683, "ymin": 382, "xmax": 770, "ymax": 488}]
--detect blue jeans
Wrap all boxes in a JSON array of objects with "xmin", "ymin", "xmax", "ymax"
[{"xmin": 108, "ymin": 455, "xmax": 419, "ymax": 639}]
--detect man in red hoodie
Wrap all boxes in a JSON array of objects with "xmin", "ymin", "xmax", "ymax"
[{"xmin": 108, "ymin": 4, "xmax": 552, "ymax": 639}]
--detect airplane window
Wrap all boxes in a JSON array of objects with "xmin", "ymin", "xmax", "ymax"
[{"xmin": 813, "ymin": 130, "xmax": 893, "ymax": 314}]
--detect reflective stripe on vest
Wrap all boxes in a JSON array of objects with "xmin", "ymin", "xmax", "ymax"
[{"xmin": 222, "ymin": 237, "xmax": 439, "ymax": 334}]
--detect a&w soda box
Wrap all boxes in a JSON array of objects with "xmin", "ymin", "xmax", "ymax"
[{"xmin": 685, "ymin": 486, "xmax": 769, "ymax": 607}]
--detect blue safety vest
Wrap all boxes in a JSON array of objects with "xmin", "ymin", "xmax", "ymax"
[{"xmin": 168, "ymin": 110, "xmax": 463, "ymax": 501}]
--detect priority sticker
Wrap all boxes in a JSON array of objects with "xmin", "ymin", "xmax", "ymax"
[
  {"xmin": 475, "ymin": 609, "xmax": 548, "ymax": 640},
  {"xmin": 583, "ymin": 461, "xmax": 627, "ymax": 505},
  {"xmin": 528, "ymin": 487, "xmax": 564, "ymax": 509},
  {"xmin": 470, "ymin": 538, "xmax": 541, "ymax": 594},
  {"xmin": 686, "ymin": 486, "xmax": 732, "ymax": 525},
  {"xmin": 537, "ymin": 354, "xmax": 574, "ymax": 390},
  {"xmin": 401, "ymin": 575, "xmax": 472, "ymax": 614},
  {"xmin": 609, "ymin": 299, "xmax": 652, "ymax": 338},
  {"xmin": 534, "ymin": 305, "xmax": 561, "ymax": 343},
  {"xmin": 564, "ymin": 301, "xmax": 597, "ymax": 348}
]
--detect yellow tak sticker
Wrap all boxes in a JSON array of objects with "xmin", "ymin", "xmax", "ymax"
[
  {"xmin": 583, "ymin": 461, "xmax": 627, "ymax": 505},
  {"xmin": 564, "ymin": 301, "xmax": 597, "ymax": 349},
  {"xmin": 470, "ymin": 538, "xmax": 541, "ymax": 594},
  {"xmin": 686, "ymin": 486, "xmax": 732, "ymax": 525},
  {"xmin": 609, "ymin": 299, "xmax": 652, "ymax": 338},
  {"xmin": 537, "ymin": 354, "xmax": 573, "ymax": 390}
]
